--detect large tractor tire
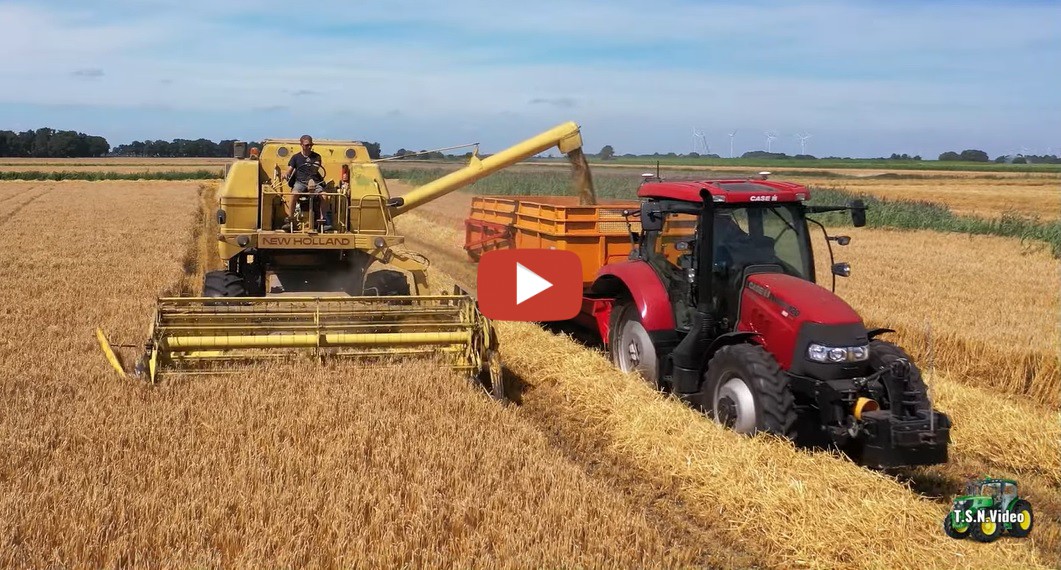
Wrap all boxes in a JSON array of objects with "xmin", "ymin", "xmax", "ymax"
[
  {"xmin": 943, "ymin": 513, "xmax": 970, "ymax": 539},
  {"xmin": 1008, "ymin": 500, "xmax": 1034, "ymax": 537},
  {"xmin": 203, "ymin": 270, "xmax": 248, "ymax": 297},
  {"xmin": 364, "ymin": 270, "xmax": 411, "ymax": 296},
  {"xmin": 868, "ymin": 339, "xmax": 931, "ymax": 411},
  {"xmin": 609, "ymin": 302, "xmax": 661, "ymax": 387},
  {"xmin": 970, "ymin": 513, "xmax": 1004, "ymax": 543},
  {"xmin": 703, "ymin": 344, "xmax": 797, "ymax": 438}
]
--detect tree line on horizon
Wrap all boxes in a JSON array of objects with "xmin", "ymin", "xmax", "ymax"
[
  {"xmin": 1, "ymin": 127, "xmax": 1056, "ymax": 164},
  {"xmin": 593, "ymin": 144, "xmax": 1060, "ymax": 164}
]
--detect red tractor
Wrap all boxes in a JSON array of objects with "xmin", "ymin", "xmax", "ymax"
[{"xmin": 465, "ymin": 175, "xmax": 951, "ymax": 468}]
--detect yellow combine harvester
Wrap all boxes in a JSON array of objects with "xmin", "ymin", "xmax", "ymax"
[{"xmin": 98, "ymin": 121, "xmax": 595, "ymax": 396}]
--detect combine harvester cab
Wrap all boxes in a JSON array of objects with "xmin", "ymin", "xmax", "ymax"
[
  {"xmin": 464, "ymin": 174, "xmax": 951, "ymax": 469},
  {"xmin": 99, "ymin": 122, "xmax": 595, "ymax": 398}
]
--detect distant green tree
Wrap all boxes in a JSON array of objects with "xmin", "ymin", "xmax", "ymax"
[
  {"xmin": 364, "ymin": 142, "xmax": 381, "ymax": 160},
  {"xmin": 959, "ymin": 149, "xmax": 989, "ymax": 162},
  {"xmin": 599, "ymin": 145, "xmax": 615, "ymax": 160},
  {"xmin": 938, "ymin": 151, "xmax": 961, "ymax": 161}
]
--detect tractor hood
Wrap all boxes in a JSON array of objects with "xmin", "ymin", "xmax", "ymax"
[
  {"xmin": 744, "ymin": 273, "xmax": 863, "ymax": 325},
  {"xmin": 738, "ymin": 273, "xmax": 866, "ymax": 373}
]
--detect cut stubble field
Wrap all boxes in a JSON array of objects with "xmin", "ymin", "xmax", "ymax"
[{"xmin": 0, "ymin": 177, "xmax": 1057, "ymax": 569}]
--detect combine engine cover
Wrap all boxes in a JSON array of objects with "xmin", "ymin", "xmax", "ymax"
[{"xmin": 738, "ymin": 273, "xmax": 950, "ymax": 468}]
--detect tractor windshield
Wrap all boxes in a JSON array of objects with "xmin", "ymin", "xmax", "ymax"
[{"xmin": 713, "ymin": 204, "xmax": 813, "ymax": 281}]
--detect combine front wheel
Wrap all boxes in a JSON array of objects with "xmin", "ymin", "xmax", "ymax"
[
  {"xmin": 703, "ymin": 344, "xmax": 796, "ymax": 438},
  {"xmin": 203, "ymin": 270, "xmax": 247, "ymax": 297}
]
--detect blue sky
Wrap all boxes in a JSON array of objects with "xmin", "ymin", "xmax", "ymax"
[{"xmin": 0, "ymin": 1, "xmax": 1058, "ymax": 158}]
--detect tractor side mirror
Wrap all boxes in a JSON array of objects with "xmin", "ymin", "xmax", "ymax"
[
  {"xmin": 830, "ymin": 235, "xmax": 851, "ymax": 246},
  {"xmin": 850, "ymin": 199, "xmax": 867, "ymax": 227},
  {"xmin": 641, "ymin": 202, "xmax": 663, "ymax": 231},
  {"xmin": 832, "ymin": 262, "xmax": 851, "ymax": 277}
]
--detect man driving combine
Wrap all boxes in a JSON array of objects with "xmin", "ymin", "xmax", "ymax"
[{"xmin": 282, "ymin": 134, "xmax": 331, "ymax": 231}]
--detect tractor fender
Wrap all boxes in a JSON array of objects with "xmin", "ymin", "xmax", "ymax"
[
  {"xmin": 589, "ymin": 261, "xmax": 675, "ymax": 332},
  {"xmin": 698, "ymin": 331, "xmax": 762, "ymax": 376},
  {"xmin": 867, "ymin": 327, "xmax": 895, "ymax": 339}
]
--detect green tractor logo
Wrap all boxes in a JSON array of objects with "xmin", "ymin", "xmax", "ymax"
[{"xmin": 944, "ymin": 477, "xmax": 1034, "ymax": 542}]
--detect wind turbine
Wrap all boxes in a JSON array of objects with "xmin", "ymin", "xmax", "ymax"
[
  {"xmin": 795, "ymin": 133, "xmax": 812, "ymax": 155},
  {"xmin": 692, "ymin": 129, "xmax": 709, "ymax": 155},
  {"xmin": 765, "ymin": 131, "xmax": 778, "ymax": 153},
  {"xmin": 728, "ymin": 130, "xmax": 737, "ymax": 158}
]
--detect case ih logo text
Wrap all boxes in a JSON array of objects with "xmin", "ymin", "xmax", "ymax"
[
  {"xmin": 260, "ymin": 236, "xmax": 353, "ymax": 247},
  {"xmin": 749, "ymin": 195, "xmax": 778, "ymax": 202}
]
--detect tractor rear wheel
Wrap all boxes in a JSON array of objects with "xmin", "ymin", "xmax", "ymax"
[
  {"xmin": 203, "ymin": 270, "xmax": 247, "ymax": 297},
  {"xmin": 609, "ymin": 302, "xmax": 661, "ymax": 387},
  {"xmin": 703, "ymin": 344, "xmax": 796, "ymax": 438},
  {"xmin": 1008, "ymin": 500, "xmax": 1034, "ymax": 537},
  {"xmin": 868, "ymin": 340, "xmax": 931, "ymax": 410},
  {"xmin": 364, "ymin": 270, "xmax": 411, "ymax": 296}
]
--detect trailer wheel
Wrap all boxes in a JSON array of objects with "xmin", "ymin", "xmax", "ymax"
[
  {"xmin": 203, "ymin": 270, "xmax": 247, "ymax": 297},
  {"xmin": 703, "ymin": 344, "xmax": 796, "ymax": 438},
  {"xmin": 868, "ymin": 340, "xmax": 931, "ymax": 411},
  {"xmin": 610, "ymin": 303, "xmax": 660, "ymax": 386},
  {"xmin": 364, "ymin": 270, "xmax": 411, "ymax": 296}
]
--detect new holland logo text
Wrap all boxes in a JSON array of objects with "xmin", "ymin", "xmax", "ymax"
[{"xmin": 260, "ymin": 235, "xmax": 353, "ymax": 247}]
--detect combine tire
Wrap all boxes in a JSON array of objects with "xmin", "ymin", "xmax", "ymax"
[
  {"xmin": 868, "ymin": 340, "xmax": 931, "ymax": 410},
  {"xmin": 364, "ymin": 270, "xmax": 411, "ymax": 296},
  {"xmin": 609, "ymin": 302, "xmax": 660, "ymax": 387},
  {"xmin": 703, "ymin": 344, "xmax": 796, "ymax": 438},
  {"xmin": 203, "ymin": 270, "xmax": 247, "ymax": 297},
  {"xmin": 1008, "ymin": 500, "xmax": 1034, "ymax": 537},
  {"xmin": 970, "ymin": 513, "xmax": 1004, "ymax": 543}
]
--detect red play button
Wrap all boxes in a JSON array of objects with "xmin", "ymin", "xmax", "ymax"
[{"xmin": 477, "ymin": 249, "xmax": 582, "ymax": 322}]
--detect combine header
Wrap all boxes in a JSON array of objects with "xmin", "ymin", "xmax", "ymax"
[{"xmin": 99, "ymin": 122, "xmax": 593, "ymax": 395}]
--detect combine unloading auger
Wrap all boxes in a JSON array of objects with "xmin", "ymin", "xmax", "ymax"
[{"xmin": 97, "ymin": 121, "xmax": 591, "ymax": 398}]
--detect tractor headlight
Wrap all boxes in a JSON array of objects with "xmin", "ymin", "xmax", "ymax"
[{"xmin": 807, "ymin": 343, "xmax": 870, "ymax": 363}]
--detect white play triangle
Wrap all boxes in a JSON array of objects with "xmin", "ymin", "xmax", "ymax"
[{"xmin": 515, "ymin": 262, "xmax": 553, "ymax": 305}]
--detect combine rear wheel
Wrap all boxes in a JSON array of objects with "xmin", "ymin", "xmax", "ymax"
[
  {"xmin": 609, "ymin": 303, "xmax": 661, "ymax": 387},
  {"xmin": 203, "ymin": 270, "xmax": 247, "ymax": 297},
  {"xmin": 703, "ymin": 344, "xmax": 796, "ymax": 438}
]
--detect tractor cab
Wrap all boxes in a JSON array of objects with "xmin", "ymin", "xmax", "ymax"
[{"xmin": 633, "ymin": 179, "xmax": 822, "ymax": 331}]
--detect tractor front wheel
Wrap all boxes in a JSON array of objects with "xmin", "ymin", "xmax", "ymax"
[
  {"xmin": 943, "ymin": 513, "xmax": 970, "ymax": 539},
  {"xmin": 1008, "ymin": 500, "xmax": 1034, "ymax": 537},
  {"xmin": 868, "ymin": 340, "xmax": 931, "ymax": 410},
  {"xmin": 703, "ymin": 344, "xmax": 796, "ymax": 438},
  {"xmin": 609, "ymin": 302, "xmax": 661, "ymax": 388},
  {"xmin": 970, "ymin": 513, "xmax": 1004, "ymax": 543}
]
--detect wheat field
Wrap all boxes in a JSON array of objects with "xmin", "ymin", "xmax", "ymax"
[{"xmin": 1, "ymin": 173, "xmax": 1057, "ymax": 568}]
